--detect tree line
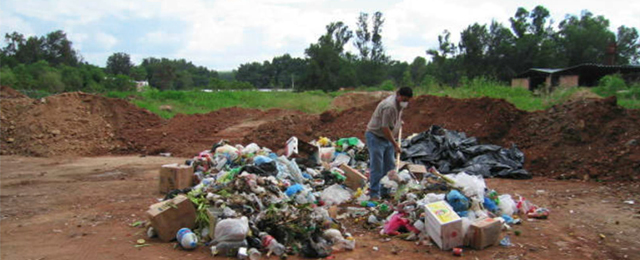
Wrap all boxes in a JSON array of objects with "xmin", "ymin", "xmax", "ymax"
[
  {"xmin": 1, "ymin": 5, "xmax": 638, "ymax": 95},
  {"xmin": 237, "ymin": 6, "xmax": 639, "ymax": 91},
  {"xmin": 0, "ymin": 32, "xmax": 249, "ymax": 94}
]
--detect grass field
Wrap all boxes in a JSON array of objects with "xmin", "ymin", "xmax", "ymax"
[
  {"xmin": 105, "ymin": 81, "xmax": 639, "ymax": 119},
  {"xmin": 106, "ymin": 89, "xmax": 338, "ymax": 119}
]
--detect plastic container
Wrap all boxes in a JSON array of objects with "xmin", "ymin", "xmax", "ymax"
[
  {"xmin": 248, "ymin": 248, "xmax": 262, "ymax": 260},
  {"xmin": 260, "ymin": 234, "xmax": 285, "ymax": 256},
  {"xmin": 176, "ymin": 228, "xmax": 198, "ymax": 250}
]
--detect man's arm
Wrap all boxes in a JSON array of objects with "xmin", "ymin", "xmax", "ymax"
[{"xmin": 382, "ymin": 127, "xmax": 401, "ymax": 154}]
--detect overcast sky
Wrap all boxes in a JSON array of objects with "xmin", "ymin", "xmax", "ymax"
[{"xmin": 2, "ymin": 0, "xmax": 639, "ymax": 71}]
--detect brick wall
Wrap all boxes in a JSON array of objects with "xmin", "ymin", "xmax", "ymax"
[
  {"xmin": 559, "ymin": 75, "xmax": 579, "ymax": 88},
  {"xmin": 511, "ymin": 78, "xmax": 529, "ymax": 89}
]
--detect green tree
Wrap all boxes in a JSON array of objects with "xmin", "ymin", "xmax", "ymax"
[
  {"xmin": 106, "ymin": 52, "xmax": 133, "ymax": 76},
  {"xmin": 12, "ymin": 64, "xmax": 36, "ymax": 90},
  {"xmin": 60, "ymin": 65, "xmax": 83, "ymax": 91},
  {"xmin": 426, "ymin": 30, "xmax": 463, "ymax": 86},
  {"xmin": 616, "ymin": 26, "xmax": 640, "ymax": 64},
  {"xmin": 2, "ymin": 30, "xmax": 80, "ymax": 66},
  {"xmin": 353, "ymin": 12, "xmax": 388, "ymax": 86},
  {"xmin": 104, "ymin": 74, "xmax": 135, "ymax": 91},
  {"xmin": 174, "ymin": 70, "xmax": 194, "ymax": 90},
  {"xmin": 0, "ymin": 67, "xmax": 18, "ymax": 87},
  {"xmin": 354, "ymin": 13, "xmax": 371, "ymax": 60},
  {"xmin": 302, "ymin": 21, "xmax": 353, "ymax": 91},
  {"xmin": 409, "ymin": 56, "xmax": 427, "ymax": 85},
  {"xmin": 37, "ymin": 70, "xmax": 65, "ymax": 93},
  {"xmin": 42, "ymin": 30, "xmax": 80, "ymax": 66},
  {"xmin": 557, "ymin": 11, "xmax": 616, "ymax": 66},
  {"xmin": 459, "ymin": 23, "xmax": 489, "ymax": 79},
  {"xmin": 130, "ymin": 65, "xmax": 147, "ymax": 81}
]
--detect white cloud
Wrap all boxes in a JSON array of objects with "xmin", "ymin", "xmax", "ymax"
[
  {"xmin": 95, "ymin": 32, "xmax": 118, "ymax": 50},
  {"xmin": 139, "ymin": 31, "xmax": 180, "ymax": 45},
  {"xmin": 0, "ymin": 10, "xmax": 35, "ymax": 36},
  {"xmin": 1, "ymin": 0, "xmax": 639, "ymax": 70}
]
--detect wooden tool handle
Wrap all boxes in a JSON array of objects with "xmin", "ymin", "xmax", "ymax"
[{"xmin": 395, "ymin": 126, "xmax": 402, "ymax": 172}]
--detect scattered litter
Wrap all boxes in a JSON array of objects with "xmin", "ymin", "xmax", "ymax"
[
  {"xmin": 140, "ymin": 131, "xmax": 548, "ymax": 258},
  {"xmin": 500, "ymin": 235, "xmax": 513, "ymax": 247}
]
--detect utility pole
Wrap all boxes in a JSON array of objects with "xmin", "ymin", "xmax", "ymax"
[{"xmin": 291, "ymin": 74, "xmax": 295, "ymax": 90}]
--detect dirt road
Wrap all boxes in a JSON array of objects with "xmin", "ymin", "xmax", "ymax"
[{"xmin": 1, "ymin": 155, "xmax": 638, "ymax": 260}]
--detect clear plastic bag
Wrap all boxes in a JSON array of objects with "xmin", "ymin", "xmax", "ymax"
[
  {"xmin": 498, "ymin": 194, "xmax": 517, "ymax": 216},
  {"xmin": 242, "ymin": 143, "xmax": 261, "ymax": 154},
  {"xmin": 448, "ymin": 172, "xmax": 486, "ymax": 199},
  {"xmin": 213, "ymin": 216, "xmax": 249, "ymax": 243},
  {"xmin": 320, "ymin": 184, "xmax": 352, "ymax": 206}
]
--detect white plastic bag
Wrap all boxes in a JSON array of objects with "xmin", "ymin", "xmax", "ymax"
[
  {"xmin": 416, "ymin": 193, "xmax": 445, "ymax": 208},
  {"xmin": 498, "ymin": 194, "xmax": 517, "ymax": 216},
  {"xmin": 213, "ymin": 216, "xmax": 249, "ymax": 243},
  {"xmin": 241, "ymin": 143, "xmax": 261, "ymax": 154},
  {"xmin": 449, "ymin": 172, "xmax": 486, "ymax": 199},
  {"xmin": 320, "ymin": 184, "xmax": 352, "ymax": 206}
]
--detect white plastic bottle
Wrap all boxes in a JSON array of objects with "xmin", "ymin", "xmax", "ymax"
[
  {"xmin": 260, "ymin": 233, "xmax": 285, "ymax": 256},
  {"xmin": 176, "ymin": 228, "xmax": 198, "ymax": 250}
]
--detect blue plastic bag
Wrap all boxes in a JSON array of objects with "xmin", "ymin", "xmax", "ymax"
[
  {"xmin": 254, "ymin": 155, "xmax": 273, "ymax": 165},
  {"xmin": 483, "ymin": 197, "xmax": 498, "ymax": 213},
  {"xmin": 446, "ymin": 190, "xmax": 470, "ymax": 213},
  {"xmin": 285, "ymin": 184, "xmax": 304, "ymax": 197}
]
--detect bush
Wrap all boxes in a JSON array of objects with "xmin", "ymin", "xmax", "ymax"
[
  {"xmin": 595, "ymin": 74, "xmax": 627, "ymax": 96},
  {"xmin": 0, "ymin": 67, "xmax": 18, "ymax": 87},
  {"xmin": 379, "ymin": 80, "xmax": 396, "ymax": 91}
]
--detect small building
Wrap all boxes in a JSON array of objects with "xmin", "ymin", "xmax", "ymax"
[
  {"xmin": 135, "ymin": 80, "xmax": 149, "ymax": 92},
  {"xmin": 512, "ymin": 64, "xmax": 640, "ymax": 91}
]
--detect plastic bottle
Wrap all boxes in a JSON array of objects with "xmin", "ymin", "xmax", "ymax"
[
  {"xmin": 176, "ymin": 228, "xmax": 198, "ymax": 250},
  {"xmin": 488, "ymin": 190, "xmax": 500, "ymax": 205},
  {"xmin": 260, "ymin": 233, "xmax": 285, "ymax": 256},
  {"xmin": 248, "ymin": 248, "xmax": 262, "ymax": 260}
]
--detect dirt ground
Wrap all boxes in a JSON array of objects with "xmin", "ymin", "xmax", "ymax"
[
  {"xmin": 1, "ymin": 155, "xmax": 639, "ymax": 260},
  {"xmin": 1, "ymin": 87, "xmax": 639, "ymax": 259}
]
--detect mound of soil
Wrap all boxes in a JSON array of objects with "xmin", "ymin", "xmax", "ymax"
[
  {"xmin": 2, "ymin": 86, "xmax": 638, "ymax": 181},
  {"xmin": 504, "ymin": 96, "xmax": 640, "ymax": 180},
  {"xmin": 1, "ymin": 86, "xmax": 28, "ymax": 99},
  {"xmin": 125, "ymin": 107, "xmax": 304, "ymax": 157},
  {"xmin": 247, "ymin": 95, "xmax": 638, "ymax": 181},
  {"xmin": 1, "ymin": 91, "xmax": 163, "ymax": 156},
  {"xmin": 331, "ymin": 91, "xmax": 392, "ymax": 110}
]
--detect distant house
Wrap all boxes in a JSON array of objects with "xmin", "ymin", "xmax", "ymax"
[
  {"xmin": 511, "ymin": 63, "xmax": 640, "ymax": 91},
  {"xmin": 135, "ymin": 81, "xmax": 149, "ymax": 92}
]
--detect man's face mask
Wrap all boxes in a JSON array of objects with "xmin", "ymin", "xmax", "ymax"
[{"xmin": 400, "ymin": 101, "xmax": 408, "ymax": 108}]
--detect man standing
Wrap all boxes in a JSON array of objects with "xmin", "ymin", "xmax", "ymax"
[{"xmin": 365, "ymin": 87, "xmax": 413, "ymax": 200}]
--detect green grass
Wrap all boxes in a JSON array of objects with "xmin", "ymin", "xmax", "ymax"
[
  {"xmin": 104, "ymin": 81, "xmax": 639, "ymax": 119},
  {"xmin": 106, "ymin": 89, "xmax": 336, "ymax": 119}
]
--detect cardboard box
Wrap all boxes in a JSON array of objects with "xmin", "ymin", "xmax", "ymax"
[
  {"xmin": 159, "ymin": 163, "xmax": 194, "ymax": 194},
  {"xmin": 468, "ymin": 218, "xmax": 502, "ymax": 250},
  {"xmin": 285, "ymin": 136, "xmax": 320, "ymax": 162},
  {"xmin": 146, "ymin": 195, "xmax": 196, "ymax": 242},
  {"xmin": 424, "ymin": 201, "xmax": 463, "ymax": 250},
  {"xmin": 398, "ymin": 162, "xmax": 427, "ymax": 178},
  {"xmin": 339, "ymin": 164, "xmax": 368, "ymax": 190}
]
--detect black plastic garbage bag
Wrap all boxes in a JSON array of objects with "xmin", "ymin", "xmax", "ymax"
[
  {"xmin": 401, "ymin": 125, "xmax": 531, "ymax": 179},
  {"xmin": 241, "ymin": 161, "xmax": 278, "ymax": 177},
  {"xmin": 301, "ymin": 236, "xmax": 331, "ymax": 258}
]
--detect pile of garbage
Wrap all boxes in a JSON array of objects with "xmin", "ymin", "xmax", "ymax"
[
  {"xmin": 401, "ymin": 125, "xmax": 531, "ymax": 179},
  {"xmin": 145, "ymin": 136, "xmax": 369, "ymax": 259},
  {"xmin": 141, "ymin": 126, "xmax": 548, "ymax": 258}
]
